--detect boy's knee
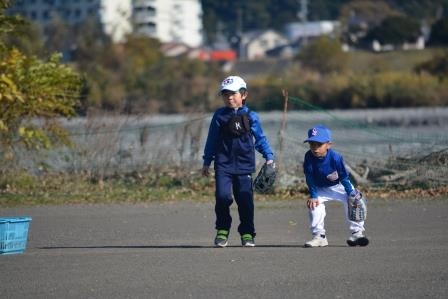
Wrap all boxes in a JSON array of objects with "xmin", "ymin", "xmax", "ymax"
[{"xmin": 215, "ymin": 191, "xmax": 233, "ymax": 204}]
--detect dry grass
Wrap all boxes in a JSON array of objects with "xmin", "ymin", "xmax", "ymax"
[
  {"xmin": 347, "ymin": 48, "xmax": 441, "ymax": 74},
  {"xmin": 1, "ymin": 168, "xmax": 446, "ymax": 207}
]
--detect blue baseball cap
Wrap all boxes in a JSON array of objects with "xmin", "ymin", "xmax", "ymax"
[{"xmin": 304, "ymin": 125, "xmax": 332, "ymax": 143}]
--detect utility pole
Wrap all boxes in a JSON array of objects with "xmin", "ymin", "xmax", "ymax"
[
  {"xmin": 237, "ymin": 6, "xmax": 244, "ymax": 60},
  {"xmin": 298, "ymin": 0, "xmax": 308, "ymax": 46}
]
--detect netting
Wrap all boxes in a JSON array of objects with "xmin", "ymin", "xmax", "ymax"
[{"xmin": 12, "ymin": 99, "xmax": 448, "ymax": 189}]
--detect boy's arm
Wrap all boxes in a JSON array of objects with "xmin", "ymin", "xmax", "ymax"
[
  {"xmin": 303, "ymin": 155, "xmax": 318, "ymax": 199},
  {"xmin": 305, "ymin": 172, "xmax": 318, "ymax": 199},
  {"xmin": 249, "ymin": 112, "xmax": 274, "ymax": 161},
  {"xmin": 340, "ymin": 176, "xmax": 354, "ymax": 195},
  {"xmin": 336, "ymin": 155, "xmax": 355, "ymax": 195},
  {"xmin": 305, "ymin": 174, "xmax": 319, "ymax": 210},
  {"xmin": 304, "ymin": 160, "xmax": 319, "ymax": 210}
]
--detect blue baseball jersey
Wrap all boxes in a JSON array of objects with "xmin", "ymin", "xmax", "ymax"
[
  {"xmin": 303, "ymin": 148, "xmax": 354, "ymax": 198},
  {"xmin": 203, "ymin": 105, "xmax": 274, "ymax": 174}
]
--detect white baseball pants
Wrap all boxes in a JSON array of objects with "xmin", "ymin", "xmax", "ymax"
[{"xmin": 308, "ymin": 183, "xmax": 365, "ymax": 236}]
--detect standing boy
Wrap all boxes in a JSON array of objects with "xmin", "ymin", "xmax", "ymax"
[
  {"xmin": 302, "ymin": 125, "xmax": 369, "ymax": 247},
  {"xmin": 202, "ymin": 75, "xmax": 274, "ymax": 247}
]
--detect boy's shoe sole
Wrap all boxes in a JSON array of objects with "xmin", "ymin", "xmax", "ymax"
[
  {"xmin": 304, "ymin": 243, "xmax": 328, "ymax": 248},
  {"xmin": 242, "ymin": 241, "xmax": 255, "ymax": 247},
  {"xmin": 304, "ymin": 235, "xmax": 328, "ymax": 248},
  {"xmin": 214, "ymin": 239, "xmax": 228, "ymax": 247},
  {"xmin": 347, "ymin": 236, "xmax": 369, "ymax": 247}
]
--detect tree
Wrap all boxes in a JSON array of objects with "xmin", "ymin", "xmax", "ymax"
[
  {"xmin": 3, "ymin": 18, "xmax": 44, "ymax": 57},
  {"xmin": 43, "ymin": 15, "xmax": 71, "ymax": 58},
  {"xmin": 429, "ymin": 17, "xmax": 448, "ymax": 46},
  {"xmin": 364, "ymin": 16, "xmax": 421, "ymax": 45},
  {"xmin": 388, "ymin": 0, "xmax": 448, "ymax": 19},
  {"xmin": 296, "ymin": 36, "xmax": 349, "ymax": 74},
  {"xmin": 201, "ymin": 0, "xmax": 301, "ymax": 45},
  {"xmin": 0, "ymin": 1, "xmax": 82, "ymax": 163},
  {"xmin": 339, "ymin": 0, "xmax": 401, "ymax": 46}
]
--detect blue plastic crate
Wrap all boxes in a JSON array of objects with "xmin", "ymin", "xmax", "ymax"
[{"xmin": 0, "ymin": 217, "xmax": 32, "ymax": 255}]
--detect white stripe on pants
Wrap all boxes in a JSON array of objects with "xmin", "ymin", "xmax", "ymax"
[{"xmin": 308, "ymin": 183, "xmax": 365, "ymax": 236}]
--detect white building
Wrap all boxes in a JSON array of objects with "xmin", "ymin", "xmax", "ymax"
[
  {"xmin": 240, "ymin": 29, "xmax": 289, "ymax": 60},
  {"xmin": 100, "ymin": 0, "xmax": 133, "ymax": 43},
  {"xmin": 8, "ymin": 0, "xmax": 203, "ymax": 47},
  {"xmin": 283, "ymin": 21, "xmax": 340, "ymax": 42},
  {"xmin": 8, "ymin": 0, "xmax": 132, "ymax": 43},
  {"xmin": 133, "ymin": 0, "xmax": 203, "ymax": 47}
]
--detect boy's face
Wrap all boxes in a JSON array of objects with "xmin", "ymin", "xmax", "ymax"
[
  {"xmin": 221, "ymin": 90, "xmax": 247, "ymax": 109},
  {"xmin": 308, "ymin": 141, "xmax": 331, "ymax": 158}
]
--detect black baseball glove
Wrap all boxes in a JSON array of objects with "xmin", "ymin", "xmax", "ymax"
[{"xmin": 254, "ymin": 162, "xmax": 277, "ymax": 194}]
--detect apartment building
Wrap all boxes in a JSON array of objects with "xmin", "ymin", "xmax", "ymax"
[
  {"xmin": 133, "ymin": 0, "xmax": 203, "ymax": 47},
  {"xmin": 8, "ymin": 0, "xmax": 203, "ymax": 47}
]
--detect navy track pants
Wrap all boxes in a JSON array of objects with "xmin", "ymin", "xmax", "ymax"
[{"xmin": 214, "ymin": 171, "xmax": 255, "ymax": 237}]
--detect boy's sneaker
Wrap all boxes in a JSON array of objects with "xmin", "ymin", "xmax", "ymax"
[
  {"xmin": 214, "ymin": 229, "xmax": 229, "ymax": 247},
  {"xmin": 304, "ymin": 234, "xmax": 328, "ymax": 248},
  {"xmin": 347, "ymin": 231, "xmax": 369, "ymax": 247},
  {"xmin": 241, "ymin": 234, "xmax": 255, "ymax": 247}
]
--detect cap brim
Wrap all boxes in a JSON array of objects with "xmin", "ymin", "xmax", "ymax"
[{"xmin": 303, "ymin": 137, "xmax": 329, "ymax": 143}]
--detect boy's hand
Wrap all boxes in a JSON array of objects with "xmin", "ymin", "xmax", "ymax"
[
  {"xmin": 307, "ymin": 198, "xmax": 319, "ymax": 210},
  {"xmin": 201, "ymin": 166, "xmax": 210, "ymax": 177},
  {"xmin": 266, "ymin": 160, "xmax": 274, "ymax": 165}
]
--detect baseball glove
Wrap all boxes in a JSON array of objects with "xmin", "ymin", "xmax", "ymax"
[
  {"xmin": 348, "ymin": 189, "xmax": 367, "ymax": 222},
  {"xmin": 254, "ymin": 162, "xmax": 277, "ymax": 194}
]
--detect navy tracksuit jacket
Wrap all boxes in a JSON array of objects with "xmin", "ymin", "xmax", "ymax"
[{"xmin": 203, "ymin": 105, "xmax": 274, "ymax": 236}]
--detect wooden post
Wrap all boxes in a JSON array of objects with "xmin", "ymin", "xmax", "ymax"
[{"xmin": 278, "ymin": 89, "xmax": 289, "ymax": 172}]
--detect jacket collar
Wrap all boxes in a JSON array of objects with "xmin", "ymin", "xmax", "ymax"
[{"xmin": 224, "ymin": 105, "xmax": 248, "ymax": 113}]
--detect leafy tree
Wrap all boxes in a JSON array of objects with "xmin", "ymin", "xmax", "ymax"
[
  {"xmin": 296, "ymin": 36, "xmax": 349, "ymax": 74},
  {"xmin": 68, "ymin": 17, "xmax": 119, "ymax": 111},
  {"xmin": 388, "ymin": 0, "xmax": 448, "ymax": 19},
  {"xmin": 201, "ymin": 0, "xmax": 300, "ymax": 45},
  {"xmin": 0, "ymin": 1, "xmax": 82, "ymax": 163},
  {"xmin": 308, "ymin": 0, "xmax": 351, "ymax": 21},
  {"xmin": 339, "ymin": 1, "xmax": 401, "ymax": 45},
  {"xmin": 0, "ymin": 0, "xmax": 25, "ymax": 44},
  {"xmin": 364, "ymin": 16, "xmax": 421, "ymax": 45},
  {"xmin": 3, "ymin": 17, "xmax": 44, "ymax": 57},
  {"xmin": 71, "ymin": 17, "xmax": 114, "ymax": 67},
  {"xmin": 42, "ymin": 15, "xmax": 71, "ymax": 58},
  {"xmin": 429, "ymin": 17, "xmax": 448, "ymax": 46},
  {"xmin": 0, "ymin": 49, "xmax": 82, "ymax": 149}
]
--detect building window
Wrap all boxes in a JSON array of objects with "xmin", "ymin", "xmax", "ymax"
[
  {"xmin": 74, "ymin": 9, "xmax": 82, "ymax": 19},
  {"xmin": 30, "ymin": 10, "xmax": 37, "ymax": 20},
  {"xmin": 147, "ymin": 6, "xmax": 155, "ymax": 14},
  {"xmin": 42, "ymin": 10, "xmax": 50, "ymax": 20},
  {"xmin": 87, "ymin": 8, "xmax": 96, "ymax": 16},
  {"xmin": 138, "ymin": 22, "xmax": 156, "ymax": 35}
]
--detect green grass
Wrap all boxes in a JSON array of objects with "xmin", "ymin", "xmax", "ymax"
[
  {"xmin": 0, "ymin": 171, "xmax": 217, "ymax": 207},
  {"xmin": 1, "ymin": 171, "xmax": 446, "ymax": 207},
  {"xmin": 348, "ymin": 48, "xmax": 442, "ymax": 74}
]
